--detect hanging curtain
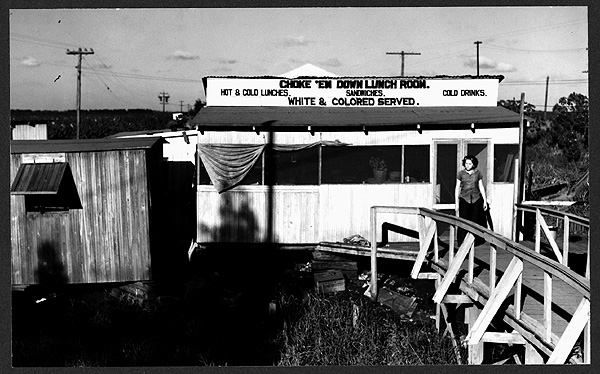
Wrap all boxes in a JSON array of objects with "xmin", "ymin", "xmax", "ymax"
[{"xmin": 198, "ymin": 140, "xmax": 348, "ymax": 193}]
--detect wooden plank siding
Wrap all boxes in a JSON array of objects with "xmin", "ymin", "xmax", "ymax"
[
  {"xmin": 10, "ymin": 147, "xmax": 156, "ymax": 285},
  {"xmin": 197, "ymin": 184, "xmax": 431, "ymax": 244}
]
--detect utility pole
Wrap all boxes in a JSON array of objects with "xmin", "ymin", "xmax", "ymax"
[
  {"xmin": 386, "ymin": 51, "xmax": 421, "ymax": 76},
  {"xmin": 66, "ymin": 48, "xmax": 94, "ymax": 139},
  {"xmin": 179, "ymin": 101, "xmax": 185, "ymax": 112},
  {"xmin": 544, "ymin": 76, "xmax": 549, "ymax": 120},
  {"xmin": 474, "ymin": 41, "xmax": 482, "ymax": 76},
  {"xmin": 158, "ymin": 91, "xmax": 170, "ymax": 112}
]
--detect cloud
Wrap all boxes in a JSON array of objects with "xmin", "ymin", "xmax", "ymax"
[
  {"xmin": 283, "ymin": 36, "xmax": 311, "ymax": 47},
  {"xmin": 211, "ymin": 66, "xmax": 233, "ymax": 74},
  {"xmin": 170, "ymin": 50, "xmax": 200, "ymax": 60},
  {"xmin": 215, "ymin": 58, "xmax": 238, "ymax": 65},
  {"xmin": 464, "ymin": 56, "xmax": 516, "ymax": 72},
  {"xmin": 320, "ymin": 58, "xmax": 343, "ymax": 67},
  {"xmin": 495, "ymin": 62, "xmax": 517, "ymax": 72},
  {"xmin": 21, "ymin": 56, "xmax": 40, "ymax": 67}
]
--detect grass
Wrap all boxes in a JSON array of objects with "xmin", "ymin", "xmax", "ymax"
[
  {"xmin": 276, "ymin": 291, "xmax": 460, "ymax": 366},
  {"xmin": 13, "ymin": 273, "xmax": 459, "ymax": 367}
]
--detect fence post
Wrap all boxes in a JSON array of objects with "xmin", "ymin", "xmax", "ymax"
[
  {"xmin": 370, "ymin": 206, "xmax": 378, "ymax": 301},
  {"xmin": 562, "ymin": 216, "xmax": 569, "ymax": 266}
]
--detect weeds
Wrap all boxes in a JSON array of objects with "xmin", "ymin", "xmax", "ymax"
[{"xmin": 276, "ymin": 292, "xmax": 457, "ymax": 366}]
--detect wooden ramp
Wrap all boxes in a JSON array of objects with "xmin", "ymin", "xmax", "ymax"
[
  {"xmin": 316, "ymin": 241, "xmax": 419, "ymax": 261},
  {"xmin": 366, "ymin": 205, "xmax": 590, "ymax": 365}
]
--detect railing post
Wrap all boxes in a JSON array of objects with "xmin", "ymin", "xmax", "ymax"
[
  {"xmin": 535, "ymin": 209, "xmax": 541, "ymax": 253},
  {"xmin": 449, "ymin": 225, "xmax": 455, "ymax": 262},
  {"xmin": 544, "ymin": 271, "xmax": 553, "ymax": 342},
  {"xmin": 562, "ymin": 216, "xmax": 569, "ymax": 267},
  {"xmin": 468, "ymin": 239, "xmax": 475, "ymax": 283},
  {"xmin": 489, "ymin": 244, "xmax": 497, "ymax": 293},
  {"xmin": 370, "ymin": 206, "xmax": 378, "ymax": 301}
]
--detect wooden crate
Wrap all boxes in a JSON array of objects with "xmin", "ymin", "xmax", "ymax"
[{"xmin": 314, "ymin": 270, "xmax": 345, "ymax": 294}]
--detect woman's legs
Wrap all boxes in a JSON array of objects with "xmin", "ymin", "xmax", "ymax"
[{"xmin": 458, "ymin": 197, "xmax": 486, "ymax": 246}]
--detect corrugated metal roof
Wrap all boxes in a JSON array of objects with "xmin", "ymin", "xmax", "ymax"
[
  {"xmin": 191, "ymin": 106, "xmax": 522, "ymax": 129},
  {"xmin": 10, "ymin": 137, "xmax": 164, "ymax": 154},
  {"xmin": 11, "ymin": 163, "xmax": 67, "ymax": 195}
]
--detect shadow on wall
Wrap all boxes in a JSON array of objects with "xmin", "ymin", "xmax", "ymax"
[
  {"xmin": 154, "ymin": 161, "xmax": 197, "ymax": 282},
  {"xmin": 35, "ymin": 241, "xmax": 68, "ymax": 286},
  {"xmin": 199, "ymin": 193, "xmax": 260, "ymax": 243}
]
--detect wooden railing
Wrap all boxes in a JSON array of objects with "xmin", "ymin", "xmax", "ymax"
[
  {"xmin": 515, "ymin": 203, "xmax": 590, "ymax": 278},
  {"xmin": 368, "ymin": 205, "xmax": 591, "ymax": 364}
]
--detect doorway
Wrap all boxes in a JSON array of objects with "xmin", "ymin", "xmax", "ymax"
[{"xmin": 434, "ymin": 140, "xmax": 490, "ymax": 206}]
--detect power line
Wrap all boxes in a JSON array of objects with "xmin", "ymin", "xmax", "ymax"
[
  {"xmin": 485, "ymin": 44, "xmax": 587, "ymax": 53},
  {"xmin": 82, "ymin": 58, "xmax": 148, "ymax": 109},
  {"xmin": 10, "ymin": 32, "xmax": 80, "ymax": 50}
]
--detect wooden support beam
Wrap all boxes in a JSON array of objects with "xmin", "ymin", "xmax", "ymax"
[
  {"xmin": 440, "ymin": 303, "xmax": 463, "ymax": 365},
  {"xmin": 435, "ymin": 276, "xmax": 441, "ymax": 331},
  {"xmin": 432, "ymin": 233, "xmax": 474, "ymax": 303},
  {"xmin": 547, "ymin": 298, "xmax": 590, "ymax": 364},
  {"xmin": 481, "ymin": 332, "xmax": 526, "ymax": 345},
  {"xmin": 417, "ymin": 272, "xmax": 440, "ymax": 280},
  {"xmin": 410, "ymin": 218, "xmax": 436, "ymax": 279},
  {"xmin": 525, "ymin": 341, "xmax": 545, "ymax": 364},
  {"xmin": 467, "ymin": 305, "xmax": 484, "ymax": 365},
  {"xmin": 514, "ymin": 273, "xmax": 522, "ymax": 319},
  {"xmin": 467, "ymin": 256, "xmax": 523, "ymax": 345},
  {"xmin": 443, "ymin": 295, "xmax": 473, "ymax": 304},
  {"xmin": 584, "ymin": 311, "xmax": 591, "ymax": 364},
  {"xmin": 538, "ymin": 211, "xmax": 562, "ymax": 262}
]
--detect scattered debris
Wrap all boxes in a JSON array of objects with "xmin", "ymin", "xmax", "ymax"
[
  {"xmin": 314, "ymin": 270, "xmax": 345, "ymax": 295},
  {"xmin": 110, "ymin": 282, "xmax": 155, "ymax": 303},
  {"xmin": 342, "ymin": 234, "xmax": 370, "ymax": 247},
  {"xmin": 311, "ymin": 250, "xmax": 358, "ymax": 279}
]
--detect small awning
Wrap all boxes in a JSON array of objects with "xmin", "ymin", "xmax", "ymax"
[
  {"xmin": 11, "ymin": 162, "xmax": 71, "ymax": 195},
  {"xmin": 191, "ymin": 106, "xmax": 524, "ymax": 130}
]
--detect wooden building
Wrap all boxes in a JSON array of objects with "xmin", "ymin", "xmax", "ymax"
[
  {"xmin": 11, "ymin": 121, "xmax": 48, "ymax": 140},
  {"xmin": 190, "ymin": 74, "xmax": 525, "ymax": 246},
  {"xmin": 9, "ymin": 137, "xmax": 166, "ymax": 285}
]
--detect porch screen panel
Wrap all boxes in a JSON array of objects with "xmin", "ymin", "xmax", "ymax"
[{"xmin": 322, "ymin": 145, "xmax": 402, "ymax": 184}]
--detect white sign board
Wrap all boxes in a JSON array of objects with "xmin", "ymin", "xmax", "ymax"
[{"xmin": 205, "ymin": 77, "xmax": 499, "ymax": 107}]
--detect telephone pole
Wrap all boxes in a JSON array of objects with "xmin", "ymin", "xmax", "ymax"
[
  {"xmin": 179, "ymin": 101, "xmax": 185, "ymax": 112},
  {"xmin": 66, "ymin": 48, "xmax": 94, "ymax": 139},
  {"xmin": 474, "ymin": 41, "xmax": 482, "ymax": 76},
  {"xmin": 386, "ymin": 51, "xmax": 421, "ymax": 76},
  {"xmin": 544, "ymin": 76, "xmax": 549, "ymax": 120},
  {"xmin": 158, "ymin": 91, "xmax": 170, "ymax": 112}
]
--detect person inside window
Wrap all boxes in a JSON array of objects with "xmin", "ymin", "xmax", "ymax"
[{"xmin": 455, "ymin": 155, "xmax": 489, "ymax": 246}]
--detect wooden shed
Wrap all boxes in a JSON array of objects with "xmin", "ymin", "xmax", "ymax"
[
  {"xmin": 11, "ymin": 120, "xmax": 48, "ymax": 140},
  {"xmin": 190, "ymin": 75, "xmax": 525, "ymax": 246},
  {"xmin": 10, "ymin": 137, "xmax": 165, "ymax": 286}
]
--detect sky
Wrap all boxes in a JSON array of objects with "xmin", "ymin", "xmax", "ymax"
[{"xmin": 9, "ymin": 6, "xmax": 589, "ymax": 112}]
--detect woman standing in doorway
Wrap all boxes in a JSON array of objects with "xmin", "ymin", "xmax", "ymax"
[{"xmin": 455, "ymin": 155, "xmax": 489, "ymax": 246}]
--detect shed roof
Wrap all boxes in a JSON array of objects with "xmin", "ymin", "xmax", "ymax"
[
  {"xmin": 191, "ymin": 106, "xmax": 523, "ymax": 130},
  {"xmin": 10, "ymin": 137, "xmax": 164, "ymax": 154},
  {"xmin": 11, "ymin": 162, "xmax": 68, "ymax": 195}
]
